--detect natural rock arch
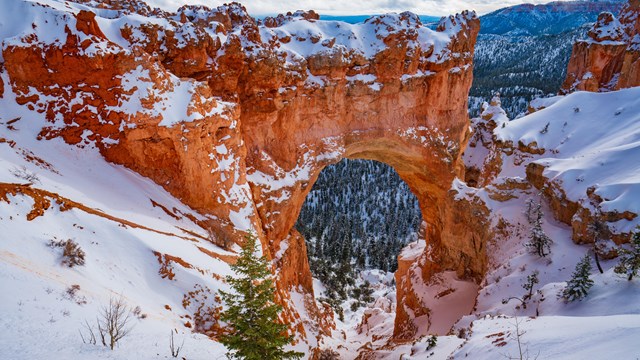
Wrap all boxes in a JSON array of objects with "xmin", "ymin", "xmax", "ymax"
[
  {"xmin": 1, "ymin": 2, "xmax": 489, "ymax": 339},
  {"xmin": 244, "ymin": 88, "xmax": 490, "ymax": 338},
  {"xmin": 232, "ymin": 13, "xmax": 490, "ymax": 338}
]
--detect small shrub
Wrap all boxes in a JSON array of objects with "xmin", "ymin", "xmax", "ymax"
[
  {"xmin": 10, "ymin": 166, "xmax": 40, "ymax": 184},
  {"xmin": 169, "ymin": 330, "xmax": 185, "ymax": 358},
  {"xmin": 132, "ymin": 305, "xmax": 147, "ymax": 320},
  {"xmin": 525, "ymin": 200, "xmax": 552, "ymax": 258},
  {"xmin": 62, "ymin": 240, "xmax": 86, "ymax": 267},
  {"xmin": 80, "ymin": 295, "xmax": 134, "ymax": 350},
  {"xmin": 49, "ymin": 239, "xmax": 86, "ymax": 268},
  {"xmin": 502, "ymin": 271, "xmax": 540, "ymax": 310},
  {"xmin": 317, "ymin": 348, "xmax": 340, "ymax": 360},
  {"xmin": 539, "ymin": 122, "xmax": 549, "ymax": 134},
  {"xmin": 64, "ymin": 284, "xmax": 87, "ymax": 305}
]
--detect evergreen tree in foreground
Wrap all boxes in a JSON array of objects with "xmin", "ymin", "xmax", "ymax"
[
  {"xmin": 614, "ymin": 229, "xmax": 640, "ymax": 281},
  {"xmin": 562, "ymin": 254, "xmax": 594, "ymax": 302},
  {"xmin": 219, "ymin": 234, "xmax": 303, "ymax": 360}
]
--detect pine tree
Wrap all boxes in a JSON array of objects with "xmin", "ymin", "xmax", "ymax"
[
  {"xmin": 521, "ymin": 270, "xmax": 539, "ymax": 303},
  {"xmin": 562, "ymin": 255, "xmax": 594, "ymax": 302},
  {"xmin": 525, "ymin": 201, "xmax": 552, "ymax": 257},
  {"xmin": 614, "ymin": 230, "xmax": 640, "ymax": 281},
  {"xmin": 588, "ymin": 216, "xmax": 607, "ymax": 274},
  {"xmin": 218, "ymin": 235, "xmax": 303, "ymax": 360}
]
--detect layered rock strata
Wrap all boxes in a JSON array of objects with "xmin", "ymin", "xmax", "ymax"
[
  {"xmin": 1, "ymin": 0, "xmax": 486, "ymax": 340},
  {"xmin": 562, "ymin": 0, "xmax": 640, "ymax": 92}
]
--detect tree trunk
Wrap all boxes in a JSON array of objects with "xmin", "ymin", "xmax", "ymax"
[{"xmin": 593, "ymin": 247, "xmax": 604, "ymax": 274}]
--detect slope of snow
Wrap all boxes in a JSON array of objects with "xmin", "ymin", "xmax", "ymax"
[
  {"xmin": 0, "ymin": 8, "xmax": 241, "ymax": 355},
  {"xmin": 497, "ymin": 87, "xmax": 640, "ymax": 233},
  {"xmin": 450, "ymin": 86, "xmax": 640, "ymax": 360},
  {"xmin": 0, "ymin": 193, "xmax": 231, "ymax": 359},
  {"xmin": 453, "ymin": 314, "xmax": 640, "ymax": 360}
]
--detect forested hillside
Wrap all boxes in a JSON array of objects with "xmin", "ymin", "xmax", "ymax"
[
  {"xmin": 470, "ymin": 25, "xmax": 589, "ymax": 117},
  {"xmin": 295, "ymin": 160, "xmax": 421, "ymax": 310},
  {"xmin": 470, "ymin": 0, "xmax": 624, "ymax": 117}
]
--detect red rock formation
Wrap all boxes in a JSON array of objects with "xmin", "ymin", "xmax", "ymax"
[
  {"xmin": 0, "ymin": 64, "xmax": 4, "ymax": 99},
  {"xmin": 526, "ymin": 162, "xmax": 636, "ymax": 246},
  {"xmin": 562, "ymin": 0, "xmax": 640, "ymax": 92},
  {"xmin": 1, "ymin": 0, "xmax": 487, "ymax": 342}
]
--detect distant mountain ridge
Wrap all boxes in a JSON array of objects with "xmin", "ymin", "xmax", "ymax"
[
  {"xmin": 320, "ymin": 14, "xmax": 440, "ymax": 24},
  {"xmin": 480, "ymin": 0, "xmax": 625, "ymax": 35}
]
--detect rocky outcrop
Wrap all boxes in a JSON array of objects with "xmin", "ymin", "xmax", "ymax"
[
  {"xmin": 1, "ymin": 0, "xmax": 486, "ymax": 343},
  {"xmin": 562, "ymin": 0, "xmax": 640, "ymax": 92},
  {"xmin": 0, "ymin": 63, "xmax": 4, "ymax": 98},
  {"xmin": 526, "ymin": 162, "xmax": 636, "ymax": 246},
  {"xmin": 463, "ymin": 94, "xmax": 508, "ymax": 187}
]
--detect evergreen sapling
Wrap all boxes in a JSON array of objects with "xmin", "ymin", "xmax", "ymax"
[
  {"xmin": 562, "ymin": 255, "xmax": 594, "ymax": 302},
  {"xmin": 524, "ymin": 199, "xmax": 552, "ymax": 257},
  {"xmin": 218, "ymin": 234, "xmax": 303, "ymax": 360},
  {"xmin": 614, "ymin": 229, "xmax": 640, "ymax": 281}
]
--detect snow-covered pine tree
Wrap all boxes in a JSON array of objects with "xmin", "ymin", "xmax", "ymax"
[
  {"xmin": 562, "ymin": 254, "xmax": 594, "ymax": 302},
  {"xmin": 218, "ymin": 234, "xmax": 303, "ymax": 360},
  {"xmin": 614, "ymin": 229, "xmax": 640, "ymax": 281},
  {"xmin": 525, "ymin": 200, "xmax": 552, "ymax": 257}
]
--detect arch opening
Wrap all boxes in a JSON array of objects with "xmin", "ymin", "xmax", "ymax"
[
  {"xmin": 295, "ymin": 158, "xmax": 424, "ymax": 319},
  {"xmin": 262, "ymin": 135, "xmax": 489, "ymax": 341}
]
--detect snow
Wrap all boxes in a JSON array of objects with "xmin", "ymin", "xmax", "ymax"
[
  {"xmin": 0, "ymin": 190, "xmax": 232, "ymax": 359},
  {"xmin": 115, "ymin": 65, "xmax": 233, "ymax": 128},
  {"xmin": 257, "ymin": 11, "xmax": 468, "ymax": 63},
  {"xmin": 453, "ymin": 314, "xmax": 640, "ymax": 360},
  {"xmin": 0, "ymin": 18, "xmax": 238, "ymax": 358},
  {"xmin": 588, "ymin": 12, "xmax": 624, "ymax": 43},
  {"xmin": 2, "ymin": 0, "xmax": 640, "ymax": 358},
  {"xmin": 496, "ymin": 88, "xmax": 640, "ymax": 232},
  {"xmin": 399, "ymin": 239, "xmax": 426, "ymax": 261},
  {"xmin": 400, "ymin": 69, "xmax": 436, "ymax": 82},
  {"xmin": 450, "ymin": 85, "xmax": 640, "ymax": 359}
]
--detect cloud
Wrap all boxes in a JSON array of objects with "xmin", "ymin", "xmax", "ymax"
[{"xmin": 146, "ymin": 0, "xmax": 574, "ymax": 16}]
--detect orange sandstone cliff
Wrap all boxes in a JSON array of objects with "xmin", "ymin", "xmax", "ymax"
[
  {"xmin": 1, "ymin": 0, "xmax": 486, "ymax": 341},
  {"xmin": 562, "ymin": 0, "xmax": 640, "ymax": 92}
]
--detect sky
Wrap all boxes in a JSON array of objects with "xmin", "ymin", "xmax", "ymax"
[{"xmin": 145, "ymin": 0, "xmax": 577, "ymax": 16}]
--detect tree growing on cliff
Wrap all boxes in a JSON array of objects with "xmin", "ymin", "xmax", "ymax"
[
  {"xmin": 562, "ymin": 255, "xmax": 594, "ymax": 302},
  {"xmin": 614, "ymin": 229, "xmax": 640, "ymax": 281},
  {"xmin": 218, "ymin": 234, "xmax": 303, "ymax": 359}
]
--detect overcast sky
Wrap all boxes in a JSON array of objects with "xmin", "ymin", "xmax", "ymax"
[{"xmin": 146, "ymin": 0, "xmax": 573, "ymax": 16}]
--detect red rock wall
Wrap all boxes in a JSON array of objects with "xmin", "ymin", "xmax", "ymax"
[
  {"xmin": 562, "ymin": 0, "xmax": 640, "ymax": 92},
  {"xmin": 1, "ymin": 1, "xmax": 488, "ymax": 341}
]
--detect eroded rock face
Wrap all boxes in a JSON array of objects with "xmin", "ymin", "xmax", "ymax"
[
  {"xmin": 526, "ymin": 162, "xmax": 636, "ymax": 246},
  {"xmin": 562, "ymin": 0, "xmax": 640, "ymax": 92},
  {"xmin": 1, "ymin": 0, "xmax": 486, "ymax": 342}
]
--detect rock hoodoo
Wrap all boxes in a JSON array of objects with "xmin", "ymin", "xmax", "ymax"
[
  {"xmin": 1, "ymin": 0, "xmax": 486, "ymax": 340},
  {"xmin": 562, "ymin": 0, "xmax": 640, "ymax": 92}
]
